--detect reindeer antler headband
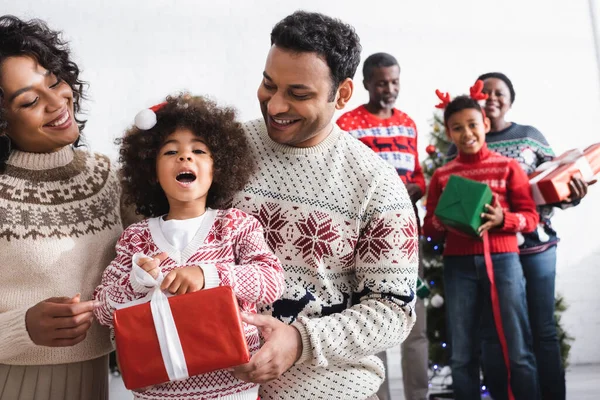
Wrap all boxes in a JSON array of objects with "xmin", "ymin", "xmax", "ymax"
[{"xmin": 435, "ymin": 79, "xmax": 489, "ymax": 110}]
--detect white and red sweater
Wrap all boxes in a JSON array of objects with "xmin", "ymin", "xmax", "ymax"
[
  {"xmin": 232, "ymin": 119, "xmax": 418, "ymax": 400},
  {"xmin": 94, "ymin": 208, "xmax": 285, "ymax": 400},
  {"xmin": 423, "ymin": 144, "xmax": 539, "ymax": 255}
]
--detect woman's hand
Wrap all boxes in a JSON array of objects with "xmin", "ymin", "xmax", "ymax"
[
  {"xmin": 478, "ymin": 196, "xmax": 504, "ymax": 235},
  {"xmin": 25, "ymin": 294, "xmax": 97, "ymax": 347},
  {"xmin": 160, "ymin": 266, "xmax": 205, "ymax": 295},
  {"xmin": 566, "ymin": 176, "xmax": 596, "ymax": 203}
]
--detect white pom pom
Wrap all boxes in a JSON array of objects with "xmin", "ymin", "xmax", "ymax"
[
  {"xmin": 431, "ymin": 294, "xmax": 444, "ymax": 308},
  {"xmin": 134, "ymin": 109, "xmax": 157, "ymax": 130}
]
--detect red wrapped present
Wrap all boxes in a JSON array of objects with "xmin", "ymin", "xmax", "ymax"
[
  {"xmin": 113, "ymin": 285, "xmax": 250, "ymax": 390},
  {"xmin": 529, "ymin": 143, "xmax": 600, "ymax": 205}
]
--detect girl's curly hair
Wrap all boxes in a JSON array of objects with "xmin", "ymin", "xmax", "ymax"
[
  {"xmin": 118, "ymin": 94, "xmax": 256, "ymax": 217},
  {"xmin": 0, "ymin": 15, "xmax": 87, "ymax": 169}
]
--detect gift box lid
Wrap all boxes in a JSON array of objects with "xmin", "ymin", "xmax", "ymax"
[{"xmin": 434, "ymin": 175, "xmax": 493, "ymax": 237}]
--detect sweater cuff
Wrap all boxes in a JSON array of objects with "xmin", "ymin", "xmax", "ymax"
[
  {"xmin": 500, "ymin": 213, "xmax": 520, "ymax": 232},
  {"xmin": 0, "ymin": 307, "xmax": 36, "ymax": 360},
  {"xmin": 200, "ymin": 264, "xmax": 220, "ymax": 289},
  {"xmin": 129, "ymin": 253, "xmax": 157, "ymax": 295},
  {"xmin": 291, "ymin": 320, "xmax": 313, "ymax": 365}
]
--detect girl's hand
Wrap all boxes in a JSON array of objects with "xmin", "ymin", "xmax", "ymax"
[
  {"xmin": 136, "ymin": 252, "xmax": 168, "ymax": 279},
  {"xmin": 478, "ymin": 196, "xmax": 504, "ymax": 235},
  {"xmin": 160, "ymin": 266, "xmax": 205, "ymax": 295}
]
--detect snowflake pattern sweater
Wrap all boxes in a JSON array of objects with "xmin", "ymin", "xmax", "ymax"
[
  {"xmin": 231, "ymin": 119, "xmax": 419, "ymax": 400},
  {"xmin": 94, "ymin": 208, "xmax": 285, "ymax": 400},
  {"xmin": 424, "ymin": 144, "xmax": 539, "ymax": 255},
  {"xmin": 0, "ymin": 146, "xmax": 120, "ymax": 365},
  {"xmin": 447, "ymin": 123, "xmax": 559, "ymax": 253},
  {"xmin": 336, "ymin": 105, "xmax": 426, "ymax": 194}
]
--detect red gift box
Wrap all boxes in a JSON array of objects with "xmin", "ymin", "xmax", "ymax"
[
  {"xmin": 529, "ymin": 143, "xmax": 600, "ymax": 205},
  {"xmin": 114, "ymin": 285, "xmax": 250, "ymax": 390}
]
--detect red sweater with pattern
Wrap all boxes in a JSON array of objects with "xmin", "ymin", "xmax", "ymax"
[
  {"xmin": 94, "ymin": 208, "xmax": 285, "ymax": 400},
  {"xmin": 336, "ymin": 105, "xmax": 426, "ymax": 194},
  {"xmin": 423, "ymin": 144, "xmax": 539, "ymax": 256}
]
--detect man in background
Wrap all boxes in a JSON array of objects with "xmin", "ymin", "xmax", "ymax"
[{"xmin": 337, "ymin": 52, "xmax": 428, "ymax": 400}]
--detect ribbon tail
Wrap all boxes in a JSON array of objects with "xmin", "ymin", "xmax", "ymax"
[
  {"xmin": 482, "ymin": 231, "xmax": 515, "ymax": 400},
  {"xmin": 150, "ymin": 288, "xmax": 189, "ymax": 381}
]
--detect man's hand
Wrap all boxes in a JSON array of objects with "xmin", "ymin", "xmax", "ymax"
[
  {"xmin": 136, "ymin": 252, "xmax": 168, "ymax": 279},
  {"xmin": 478, "ymin": 196, "xmax": 504, "ymax": 235},
  {"xmin": 231, "ymin": 313, "xmax": 303, "ymax": 384},
  {"xmin": 566, "ymin": 176, "xmax": 596, "ymax": 203},
  {"xmin": 25, "ymin": 294, "xmax": 97, "ymax": 347},
  {"xmin": 405, "ymin": 183, "xmax": 423, "ymax": 205},
  {"xmin": 160, "ymin": 266, "xmax": 205, "ymax": 295}
]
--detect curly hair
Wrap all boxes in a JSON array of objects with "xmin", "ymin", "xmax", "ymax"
[
  {"xmin": 270, "ymin": 11, "xmax": 362, "ymax": 101},
  {"xmin": 118, "ymin": 94, "xmax": 255, "ymax": 218},
  {"xmin": 443, "ymin": 95, "xmax": 485, "ymax": 125},
  {"xmin": 363, "ymin": 52, "xmax": 399, "ymax": 82},
  {"xmin": 0, "ymin": 15, "xmax": 87, "ymax": 168}
]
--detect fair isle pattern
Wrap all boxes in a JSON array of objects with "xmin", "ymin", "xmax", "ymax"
[
  {"xmin": 423, "ymin": 146, "xmax": 539, "ymax": 257},
  {"xmin": 232, "ymin": 119, "xmax": 418, "ymax": 400},
  {"xmin": 0, "ymin": 147, "xmax": 120, "ymax": 366},
  {"xmin": 0, "ymin": 151, "xmax": 121, "ymax": 240},
  {"xmin": 337, "ymin": 105, "xmax": 426, "ymax": 195},
  {"xmin": 94, "ymin": 208, "xmax": 285, "ymax": 399},
  {"xmin": 447, "ymin": 123, "xmax": 559, "ymax": 251}
]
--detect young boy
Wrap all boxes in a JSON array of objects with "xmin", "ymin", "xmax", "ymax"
[{"xmin": 423, "ymin": 92, "xmax": 540, "ymax": 400}]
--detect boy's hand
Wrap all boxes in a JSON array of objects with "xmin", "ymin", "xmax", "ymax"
[
  {"xmin": 478, "ymin": 196, "xmax": 504, "ymax": 235},
  {"xmin": 136, "ymin": 252, "xmax": 168, "ymax": 279},
  {"xmin": 161, "ymin": 266, "xmax": 205, "ymax": 295}
]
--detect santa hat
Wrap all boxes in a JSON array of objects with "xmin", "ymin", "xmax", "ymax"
[{"xmin": 134, "ymin": 102, "xmax": 168, "ymax": 130}]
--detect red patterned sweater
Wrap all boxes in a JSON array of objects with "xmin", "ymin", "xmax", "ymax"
[
  {"xmin": 423, "ymin": 144, "xmax": 539, "ymax": 256},
  {"xmin": 336, "ymin": 105, "xmax": 426, "ymax": 194},
  {"xmin": 94, "ymin": 208, "xmax": 285, "ymax": 400}
]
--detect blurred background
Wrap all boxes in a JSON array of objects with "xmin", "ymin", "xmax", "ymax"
[{"xmin": 3, "ymin": 0, "xmax": 600, "ymax": 397}]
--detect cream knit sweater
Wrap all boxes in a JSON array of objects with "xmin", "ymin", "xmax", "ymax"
[
  {"xmin": 0, "ymin": 146, "xmax": 121, "ymax": 365},
  {"xmin": 232, "ymin": 120, "xmax": 419, "ymax": 400}
]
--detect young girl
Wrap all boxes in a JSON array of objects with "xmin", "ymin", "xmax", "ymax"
[
  {"xmin": 423, "ymin": 84, "xmax": 540, "ymax": 400},
  {"xmin": 93, "ymin": 94, "xmax": 285, "ymax": 400}
]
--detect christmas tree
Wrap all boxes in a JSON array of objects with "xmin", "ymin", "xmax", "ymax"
[{"xmin": 419, "ymin": 111, "xmax": 574, "ymax": 391}]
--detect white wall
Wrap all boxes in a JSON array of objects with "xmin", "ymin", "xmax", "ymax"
[{"xmin": 3, "ymin": 0, "xmax": 600, "ymax": 365}]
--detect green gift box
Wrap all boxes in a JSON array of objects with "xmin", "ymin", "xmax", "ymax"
[{"xmin": 434, "ymin": 175, "xmax": 493, "ymax": 237}]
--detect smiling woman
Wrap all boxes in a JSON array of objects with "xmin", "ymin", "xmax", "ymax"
[{"xmin": 0, "ymin": 15, "xmax": 125, "ymax": 400}]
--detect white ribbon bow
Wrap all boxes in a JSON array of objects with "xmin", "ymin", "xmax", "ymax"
[{"xmin": 117, "ymin": 253, "xmax": 190, "ymax": 382}]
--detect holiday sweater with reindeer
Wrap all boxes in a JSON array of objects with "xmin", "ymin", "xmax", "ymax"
[
  {"xmin": 424, "ymin": 144, "xmax": 539, "ymax": 256},
  {"xmin": 232, "ymin": 119, "xmax": 419, "ymax": 400},
  {"xmin": 337, "ymin": 105, "xmax": 426, "ymax": 194},
  {"xmin": 94, "ymin": 208, "xmax": 285, "ymax": 400}
]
